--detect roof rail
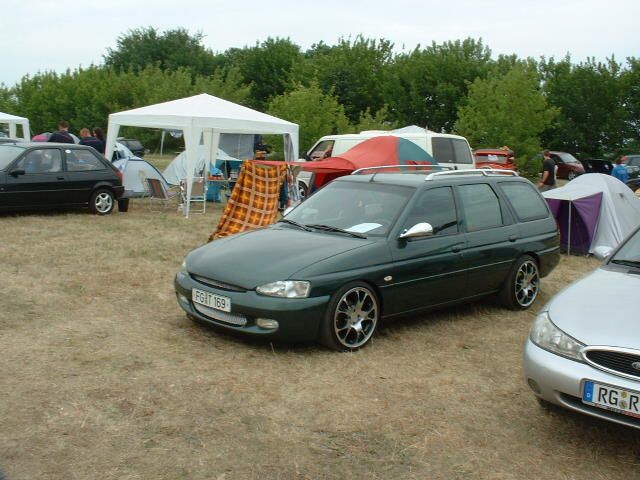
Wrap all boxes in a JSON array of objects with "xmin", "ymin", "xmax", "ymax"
[
  {"xmin": 424, "ymin": 168, "xmax": 519, "ymax": 181},
  {"xmin": 351, "ymin": 165, "xmax": 453, "ymax": 175}
]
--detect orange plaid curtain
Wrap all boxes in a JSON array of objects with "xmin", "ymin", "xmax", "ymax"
[{"xmin": 209, "ymin": 161, "xmax": 287, "ymax": 241}]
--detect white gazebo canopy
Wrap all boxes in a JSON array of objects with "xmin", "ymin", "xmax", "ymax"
[
  {"xmin": 0, "ymin": 112, "xmax": 31, "ymax": 140},
  {"xmin": 105, "ymin": 94, "xmax": 299, "ymax": 217}
]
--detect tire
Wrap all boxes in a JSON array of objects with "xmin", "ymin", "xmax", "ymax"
[
  {"xmin": 298, "ymin": 181, "xmax": 308, "ymax": 201},
  {"xmin": 498, "ymin": 255, "xmax": 540, "ymax": 310},
  {"xmin": 90, "ymin": 188, "xmax": 115, "ymax": 215},
  {"xmin": 567, "ymin": 171, "xmax": 576, "ymax": 181},
  {"xmin": 320, "ymin": 281, "xmax": 380, "ymax": 351}
]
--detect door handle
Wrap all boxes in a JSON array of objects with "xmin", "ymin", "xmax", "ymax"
[
  {"xmin": 451, "ymin": 244, "xmax": 462, "ymax": 253},
  {"xmin": 509, "ymin": 234, "xmax": 518, "ymax": 242},
  {"xmin": 56, "ymin": 176, "xmax": 64, "ymax": 180}
]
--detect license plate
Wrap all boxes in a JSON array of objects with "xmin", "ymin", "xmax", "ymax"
[
  {"xmin": 582, "ymin": 380, "xmax": 640, "ymax": 418},
  {"xmin": 192, "ymin": 288, "xmax": 231, "ymax": 312}
]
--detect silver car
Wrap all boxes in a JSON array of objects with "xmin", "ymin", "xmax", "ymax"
[{"xmin": 525, "ymin": 225, "xmax": 640, "ymax": 429}]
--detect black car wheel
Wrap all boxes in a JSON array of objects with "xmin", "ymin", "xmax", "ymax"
[
  {"xmin": 90, "ymin": 188, "xmax": 115, "ymax": 215},
  {"xmin": 298, "ymin": 181, "xmax": 308, "ymax": 201},
  {"xmin": 499, "ymin": 255, "xmax": 540, "ymax": 310},
  {"xmin": 320, "ymin": 282, "xmax": 380, "ymax": 351}
]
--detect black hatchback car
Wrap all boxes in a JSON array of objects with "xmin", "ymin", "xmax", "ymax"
[
  {"xmin": 0, "ymin": 143, "xmax": 124, "ymax": 214},
  {"xmin": 176, "ymin": 169, "xmax": 560, "ymax": 351}
]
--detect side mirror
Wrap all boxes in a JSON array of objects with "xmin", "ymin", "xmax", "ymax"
[
  {"xmin": 399, "ymin": 222, "xmax": 434, "ymax": 240},
  {"xmin": 10, "ymin": 169, "xmax": 25, "ymax": 177},
  {"xmin": 593, "ymin": 245, "xmax": 613, "ymax": 260}
]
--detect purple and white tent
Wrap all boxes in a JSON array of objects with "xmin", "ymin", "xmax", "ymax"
[{"xmin": 542, "ymin": 174, "xmax": 640, "ymax": 254}]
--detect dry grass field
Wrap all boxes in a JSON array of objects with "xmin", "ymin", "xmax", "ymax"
[{"xmin": 1, "ymin": 196, "xmax": 639, "ymax": 479}]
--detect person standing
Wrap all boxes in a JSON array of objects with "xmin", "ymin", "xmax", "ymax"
[
  {"xmin": 79, "ymin": 128, "xmax": 104, "ymax": 153},
  {"xmin": 48, "ymin": 120, "xmax": 74, "ymax": 144},
  {"xmin": 539, "ymin": 150, "xmax": 556, "ymax": 191},
  {"xmin": 92, "ymin": 127, "xmax": 106, "ymax": 154},
  {"xmin": 612, "ymin": 158, "xmax": 630, "ymax": 183}
]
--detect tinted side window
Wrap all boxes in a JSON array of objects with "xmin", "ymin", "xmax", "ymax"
[
  {"xmin": 499, "ymin": 182, "xmax": 549, "ymax": 221},
  {"xmin": 15, "ymin": 149, "xmax": 62, "ymax": 174},
  {"xmin": 458, "ymin": 184, "xmax": 503, "ymax": 232},
  {"xmin": 452, "ymin": 139, "xmax": 473, "ymax": 164},
  {"xmin": 66, "ymin": 149, "xmax": 106, "ymax": 171},
  {"xmin": 402, "ymin": 187, "xmax": 458, "ymax": 235},
  {"xmin": 432, "ymin": 138, "xmax": 454, "ymax": 164}
]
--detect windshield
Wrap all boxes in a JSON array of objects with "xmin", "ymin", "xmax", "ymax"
[
  {"xmin": 284, "ymin": 181, "xmax": 415, "ymax": 236},
  {"xmin": 559, "ymin": 153, "xmax": 580, "ymax": 164},
  {"xmin": 611, "ymin": 228, "xmax": 640, "ymax": 265},
  {"xmin": 476, "ymin": 153, "xmax": 508, "ymax": 164},
  {"xmin": 0, "ymin": 145, "xmax": 24, "ymax": 170}
]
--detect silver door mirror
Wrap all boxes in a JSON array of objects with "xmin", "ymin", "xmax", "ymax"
[
  {"xmin": 399, "ymin": 222, "xmax": 434, "ymax": 240},
  {"xmin": 593, "ymin": 245, "xmax": 613, "ymax": 260}
]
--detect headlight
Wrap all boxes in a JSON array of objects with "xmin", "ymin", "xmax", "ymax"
[
  {"xmin": 180, "ymin": 259, "xmax": 188, "ymax": 274},
  {"xmin": 530, "ymin": 311, "xmax": 585, "ymax": 361},
  {"xmin": 256, "ymin": 280, "xmax": 310, "ymax": 298}
]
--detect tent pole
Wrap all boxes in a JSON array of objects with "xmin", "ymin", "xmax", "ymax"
[
  {"xmin": 160, "ymin": 130, "xmax": 165, "ymax": 156},
  {"xmin": 567, "ymin": 201, "xmax": 572, "ymax": 256}
]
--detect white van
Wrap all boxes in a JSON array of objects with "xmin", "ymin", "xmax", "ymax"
[{"xmin": 297, "ymin": 127, "xmax": 475, "ymax": 197}]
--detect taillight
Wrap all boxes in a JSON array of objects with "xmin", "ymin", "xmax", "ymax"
[{"xmin": 116, "ymin": 169, "xmax": 123, "ymax": 182}]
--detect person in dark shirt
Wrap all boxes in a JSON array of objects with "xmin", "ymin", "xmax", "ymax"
[
  {"xmin": 92, "ymin": 127, "xmax": 106, "ymax": 154},
  {"xmin": 48, "ymin": 120, "xmax": 74, "ymax": 144},
  {"xmin": 79, "ymin": 128, "xmax": 104, "ymax": 153},
  {"xmin": 539, "ymin": 150, "xmax": 556, "ymax": 191}
]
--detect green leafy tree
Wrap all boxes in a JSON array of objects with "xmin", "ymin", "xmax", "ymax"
[
  {"xmin": 267, "ymin": 82, "xmax": 350, "ymax": 153},
  {"xmin": 540, "ymin": 56, "xmax": 629, "ymax": 158},
  {"xmin": 455, "ymin": 63, "xmax": 557, "ymax": 176},
  {"xmin": 104, "ymin": 27, "xmax": 216, "ymax": 76},
  {"xmin": 305, "ymin": 36, "xmax": 394, "ymax": 123},
  {"xmin": 351, "ymin": 106, "xmax": 398, "ymax": 133},
  {"xmin": 386, "ymin": 38, "xmax": 493, "ymax": 131},
  {"xmin": 619, "ymin": 57, "xmax": 640, "ymax": 153}
]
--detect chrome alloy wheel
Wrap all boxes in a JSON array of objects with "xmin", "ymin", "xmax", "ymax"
[
  {"xmin": 515, "ymin": 260, "xmax": 539, "ymax": 307},
  {"xmin": 333, "ymin": 287, "xmax": 378, "ymax": 349},
  {"xmin": 94, "ymin": 192, "xmax": 113, "ymax": 213}
]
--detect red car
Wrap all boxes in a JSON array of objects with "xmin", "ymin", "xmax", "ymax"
[
  {"xmin": 474, "ymin": 148, "xmax": 517, "ymax": 171},
  {"xmin": 549, "ymin": 151, "xmax": 585, "ymax": 180}
]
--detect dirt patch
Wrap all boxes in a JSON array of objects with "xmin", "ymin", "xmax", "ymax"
[{"xmin": 0, "ymin": 204, "xmax": 637, "ymax": 479}]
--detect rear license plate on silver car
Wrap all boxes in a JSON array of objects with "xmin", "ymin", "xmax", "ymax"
[
  {"xmin": 192, "ymin": 288, "xmax": 231, "ymax": 312},
  {"xmin": 582, "ymin": 380, "xmax": 640, "ymax": 418}
]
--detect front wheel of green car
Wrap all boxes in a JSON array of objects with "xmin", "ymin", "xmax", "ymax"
[
  {"xmin": 320, "ymin": 282, "xmax": 380, "ymax": 351},
  {"xmin": 499, "ymin": 255, "xmax": 540, "ymax": 310}
]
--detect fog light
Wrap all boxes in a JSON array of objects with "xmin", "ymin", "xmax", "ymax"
[
  {"xmin": 527, "ymin": 378, "xmax": 542, "ymax": 395},
  {"xmin": 256, "ymin": 318, "xmax": 279, "ymax": 329},
  {"xmin": 177, "ymin": 293, "xmax": 189, "ymax": 305}
]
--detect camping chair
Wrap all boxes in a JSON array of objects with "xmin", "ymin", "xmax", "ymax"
[
  {"xmin": 145, "ymin": 177, "xmax": 183, "ymax": 211},
  {"xmin": 181, "ymin": 176, "xmax": 207, "ymax": 214}
]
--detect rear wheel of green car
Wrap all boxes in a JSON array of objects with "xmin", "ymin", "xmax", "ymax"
[
  {"xmin": 320, "ymin": 282, "xmax": 380, "ymax": 351},
  {"xmin": 499, "ymin": 255, "xmax": 540, "ymax": 310}
]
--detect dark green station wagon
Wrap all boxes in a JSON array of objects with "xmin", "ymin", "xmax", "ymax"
[{"xmin": 175, "ymin": 169, "xmax": 559, "ymax": 350}]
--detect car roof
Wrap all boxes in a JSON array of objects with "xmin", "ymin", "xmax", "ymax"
[
  {"xmin": 334, "ymin": 171, "xmax": 528, "ymax": 188},
  {"xmin": 0, "ymin": 142, "xmax": 94, "ymax": 149}
]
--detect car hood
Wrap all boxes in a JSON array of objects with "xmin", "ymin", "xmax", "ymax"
[
  {"xmin": 547, "ymin": 267, "xmax": 640, "ymax": 347},
  {"xmin": 185, "ymin": 225, "xmax": 377, "ymax": 289}
]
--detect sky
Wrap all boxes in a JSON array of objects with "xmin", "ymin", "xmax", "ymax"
[{"xmin": 1, "ymin": 0, "xmax": 639, "ymax": 87}]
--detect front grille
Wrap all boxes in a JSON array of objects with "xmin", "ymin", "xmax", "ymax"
[
  {"xmin": 193, "ymin": 303, "xmax": 248, "ymax": 326},
  {"xmin": 191, "ymin": 274, "xmax": 247, "ymax": 292},
  {"xmin": 584, "ymin": 349, "xmax": 640, "ymax": 380}
]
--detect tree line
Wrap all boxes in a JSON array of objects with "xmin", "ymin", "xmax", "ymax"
[{"xmin": 0, "ymin": 27, "xmax": 637, "ymax": 174}]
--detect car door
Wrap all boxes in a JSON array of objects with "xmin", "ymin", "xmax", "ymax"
[
  {"xmin": 63, "ymin": 148, "xmax": 112, "ymax": 204},
  {"xmin": 386, "ymin": 186, "xmax": 468, "ymax": 314},
  {"xmin": 456, "ymin": 183, "xmax": 520, "ymax": 296},
  {"xmin": 3, "ymin": 147, "xmax": 67, "ymax": 207}
]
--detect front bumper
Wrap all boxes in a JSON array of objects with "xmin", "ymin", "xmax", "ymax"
[
  {"xmin": 524, "ymin": 339, "xmax": 640, "ymax": 430},
  {"xmin": 174, "ymin": 271, "xmax": 329, "ymax": 343}
]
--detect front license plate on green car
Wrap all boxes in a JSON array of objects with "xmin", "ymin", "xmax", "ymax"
[
  {"xmin": 192, "ymin": 288, "xmax": 231, "ymax": 312},
  {"xmin": 582, "ymin": 380, "xmax": 640, "ymax": 418}
]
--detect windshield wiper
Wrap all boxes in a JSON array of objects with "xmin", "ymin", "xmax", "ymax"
[
  {"xmin": 611, "ymin": 259, "xmax": 640, "ymax": 268},
  {"xmin": 277, "ymin": 218, "xmax": 313, "ymax": 231},
  {"xmin": 305, "ymin": 224, "xmax": 367, "ymax": 239}
]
